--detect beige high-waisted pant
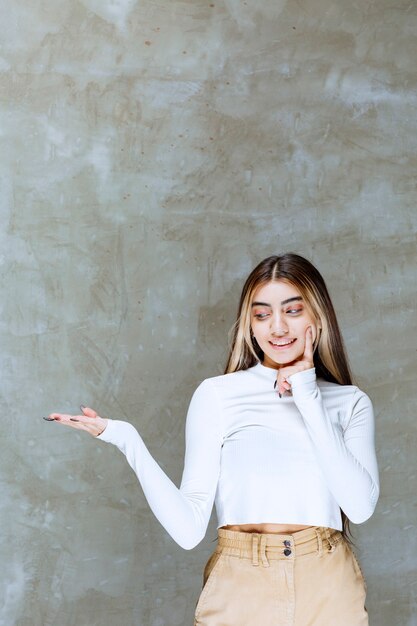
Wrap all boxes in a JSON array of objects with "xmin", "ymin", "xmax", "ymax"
[{"xmin": 194, "ymin": 526, "xmax": 368, "ymax": 626}]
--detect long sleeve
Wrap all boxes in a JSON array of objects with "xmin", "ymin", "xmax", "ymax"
[
  {"xmin": 96, "ymin": 378, "xmax": 223, "ymax": 550},
  {"xmin": 287, "ymin": 367, "xmax": 380, "ymax": 524}
]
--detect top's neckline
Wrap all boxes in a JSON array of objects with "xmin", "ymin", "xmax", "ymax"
[
  {"xmin": 251, "ymin": 361, "xmax": 324, "ymax": 382},
  {"xmin": 252, "ymin": 361, "xmax": 280, "ymax": 379}
]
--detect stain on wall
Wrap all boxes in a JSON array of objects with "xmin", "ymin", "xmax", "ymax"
[{"xmin": 0, "ymin": 0, "xmax": 416, "ymax": 624}]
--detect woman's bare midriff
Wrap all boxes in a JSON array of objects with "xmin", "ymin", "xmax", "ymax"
[{"xmin": 220, "ymin": 523, "xmax": 313, "ymax": 534}]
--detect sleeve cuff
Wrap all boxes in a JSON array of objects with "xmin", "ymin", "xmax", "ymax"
[
  {"xmin": 96, "ymin": 418, "xmax": 117, "ymax": 443},
  {"xmin": 287, "ymin": 367, "xmax": 316, "ymax": 389}
]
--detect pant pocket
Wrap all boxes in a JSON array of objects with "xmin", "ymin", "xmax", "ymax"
[
  {"xmin": 347, "ymin": 543, "xmax": 368, "ymax": 593},
  {"xmin": 194, "ymin": 550, "xmax": 224, "ymax": 620},
  {"xmin": 202, "ymin": 549, "xmax": 222, "ymax": 589}
]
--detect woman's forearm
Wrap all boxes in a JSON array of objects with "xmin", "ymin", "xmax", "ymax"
[
  {"xmin": 288, "ymin": 368, "xmax": 380, "ymax": 524},
  {"xmin": 97, "ymin": 380, "xmax": 223, "ymax": 549}
]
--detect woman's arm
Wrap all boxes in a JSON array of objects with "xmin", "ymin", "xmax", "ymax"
[
  {"xmin": 50, "ymin": 379, "xmax": 223, "ymax": 550},
  {"xmin": 287, "ymin": 367, "xmax": 380, "ymax": 524}
]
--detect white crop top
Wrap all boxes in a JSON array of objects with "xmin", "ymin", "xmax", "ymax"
[{"xmin": 97, "ymin": 363, "xmax": 380, "ymax": 550}]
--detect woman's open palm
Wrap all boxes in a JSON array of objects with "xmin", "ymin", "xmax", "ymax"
[{"xmin": 45, "ymin": 406, "xmax": 108, "ymax": 437}]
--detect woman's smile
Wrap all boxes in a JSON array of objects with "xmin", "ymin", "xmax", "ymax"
[{"xmin": 269, "ymin": 338, "xmax": 297, "ymax": 349}]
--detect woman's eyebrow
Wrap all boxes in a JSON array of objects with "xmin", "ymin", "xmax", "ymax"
[{"xmin": 251, "ymin": 296, "xmax": 303, "ymax": 307}]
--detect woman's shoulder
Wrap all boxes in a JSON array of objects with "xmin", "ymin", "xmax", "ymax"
[
  {"xmin": 198, "ymin": 365, "xmax": 258, "ymax": 393},
  {"xmin": 188, "ymin": 369, "xmax": 252, "ymax": 408},
  {"xmin": 202, "ymin": 367, "xmax": 252, "ymax": 386}
]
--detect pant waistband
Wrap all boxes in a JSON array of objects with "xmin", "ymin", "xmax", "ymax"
[{"xmin": 216, "ymin": 526, "xmax": 343, "ymax": 567}]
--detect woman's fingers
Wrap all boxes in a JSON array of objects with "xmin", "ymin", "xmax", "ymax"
[
  {"xmin": 48, "ymin": 408, "xmax": 97, "ymax": 423},
  {"xmin": 274, "ymin": 327, "xmax": 315, "ymax": 397},
  {"xmin": 80, "ymin": 406, "xmax": 98, "ymax": 418},
  {"xmin": 45, "ymin": 410, "xmax": 108, "ymax": 437},
  {"xmin": 47, "ymin": 413, "xmax": 89, "ymax": 427},
  {"xmin": 303, "ymin": 325, "xmax": 314, "ymax": 363},
  {"xmin": 275, "ymin": 376, "xmax": 291, "ymax": 396},
  {"xmin": 48, "ymin": 412, "xmax": 76, "ymax": 422}
]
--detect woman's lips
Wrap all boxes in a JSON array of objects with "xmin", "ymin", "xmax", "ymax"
[{"xmin": 268, "ymin": 339, "xmax": 297, "ymax": 350}]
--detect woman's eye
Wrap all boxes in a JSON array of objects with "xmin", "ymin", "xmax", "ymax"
[
  {"xmin": 287, "ymin": 309, "xmax": 302, "ymax": 314},
  {"xmin": 254, "ymin": 313, "xmax": 268, "ymax": 319}
]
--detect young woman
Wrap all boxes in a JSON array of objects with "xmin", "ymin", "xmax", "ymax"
[{"xmin": 47, "ymin": 253, "xmax": 379, "ymax": 625}]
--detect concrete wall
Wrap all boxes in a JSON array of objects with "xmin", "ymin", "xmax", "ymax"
[{"xmin": 1, "ymin": 1, "xmax": 416, "ymax": 624}]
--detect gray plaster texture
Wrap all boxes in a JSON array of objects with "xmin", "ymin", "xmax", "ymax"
[{"xmin": 0, "ymin": 0, "xmax": 416, "ymax": 624}]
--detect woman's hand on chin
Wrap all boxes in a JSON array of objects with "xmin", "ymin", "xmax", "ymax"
[
  {"xmin": 275, "ymin": 326, "xmax": 314, "ymax": 396},
  {"xmin": 44, "ymin": 406, "xmax": 108, "ymax": 437}
]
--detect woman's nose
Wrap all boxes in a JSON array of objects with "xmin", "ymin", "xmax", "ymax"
[{"xmin": 270, "ymin": 314, "xmax": 288, "ymax": 334}]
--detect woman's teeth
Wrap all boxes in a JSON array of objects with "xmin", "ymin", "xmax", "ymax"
[{"xmin": 269, "ymin": 339, "xmax": 296, "ymax": 349}]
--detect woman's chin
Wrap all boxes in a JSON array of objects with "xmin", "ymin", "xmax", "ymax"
[{"xmin": 264, "ymin": 350, "xmax": 302, "ymax": 367}]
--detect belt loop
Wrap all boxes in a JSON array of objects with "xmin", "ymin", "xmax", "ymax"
[
  {"xmin": 252, "ymin": 534, "xmax": 260, "ymax": 566},
  {"xmin": 315, "ymin": 529, "xmax": 323, "ymax": 557},
  {"xmin": 324, "ymin": 528, "xmax": 336, "ymax": 552},
  {"xmin": 260, "ymin": 534, "xmax": 270, "ymax": 568}
]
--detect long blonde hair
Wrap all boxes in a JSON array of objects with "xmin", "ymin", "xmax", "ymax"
[{"xmin": 224, "ymin": 252, "xmax": 357, "ymax": 547}]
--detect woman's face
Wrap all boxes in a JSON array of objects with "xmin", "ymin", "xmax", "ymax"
[{"xmin": 250, "ymin": 280, "xmax": 319, "ymax": 369}]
